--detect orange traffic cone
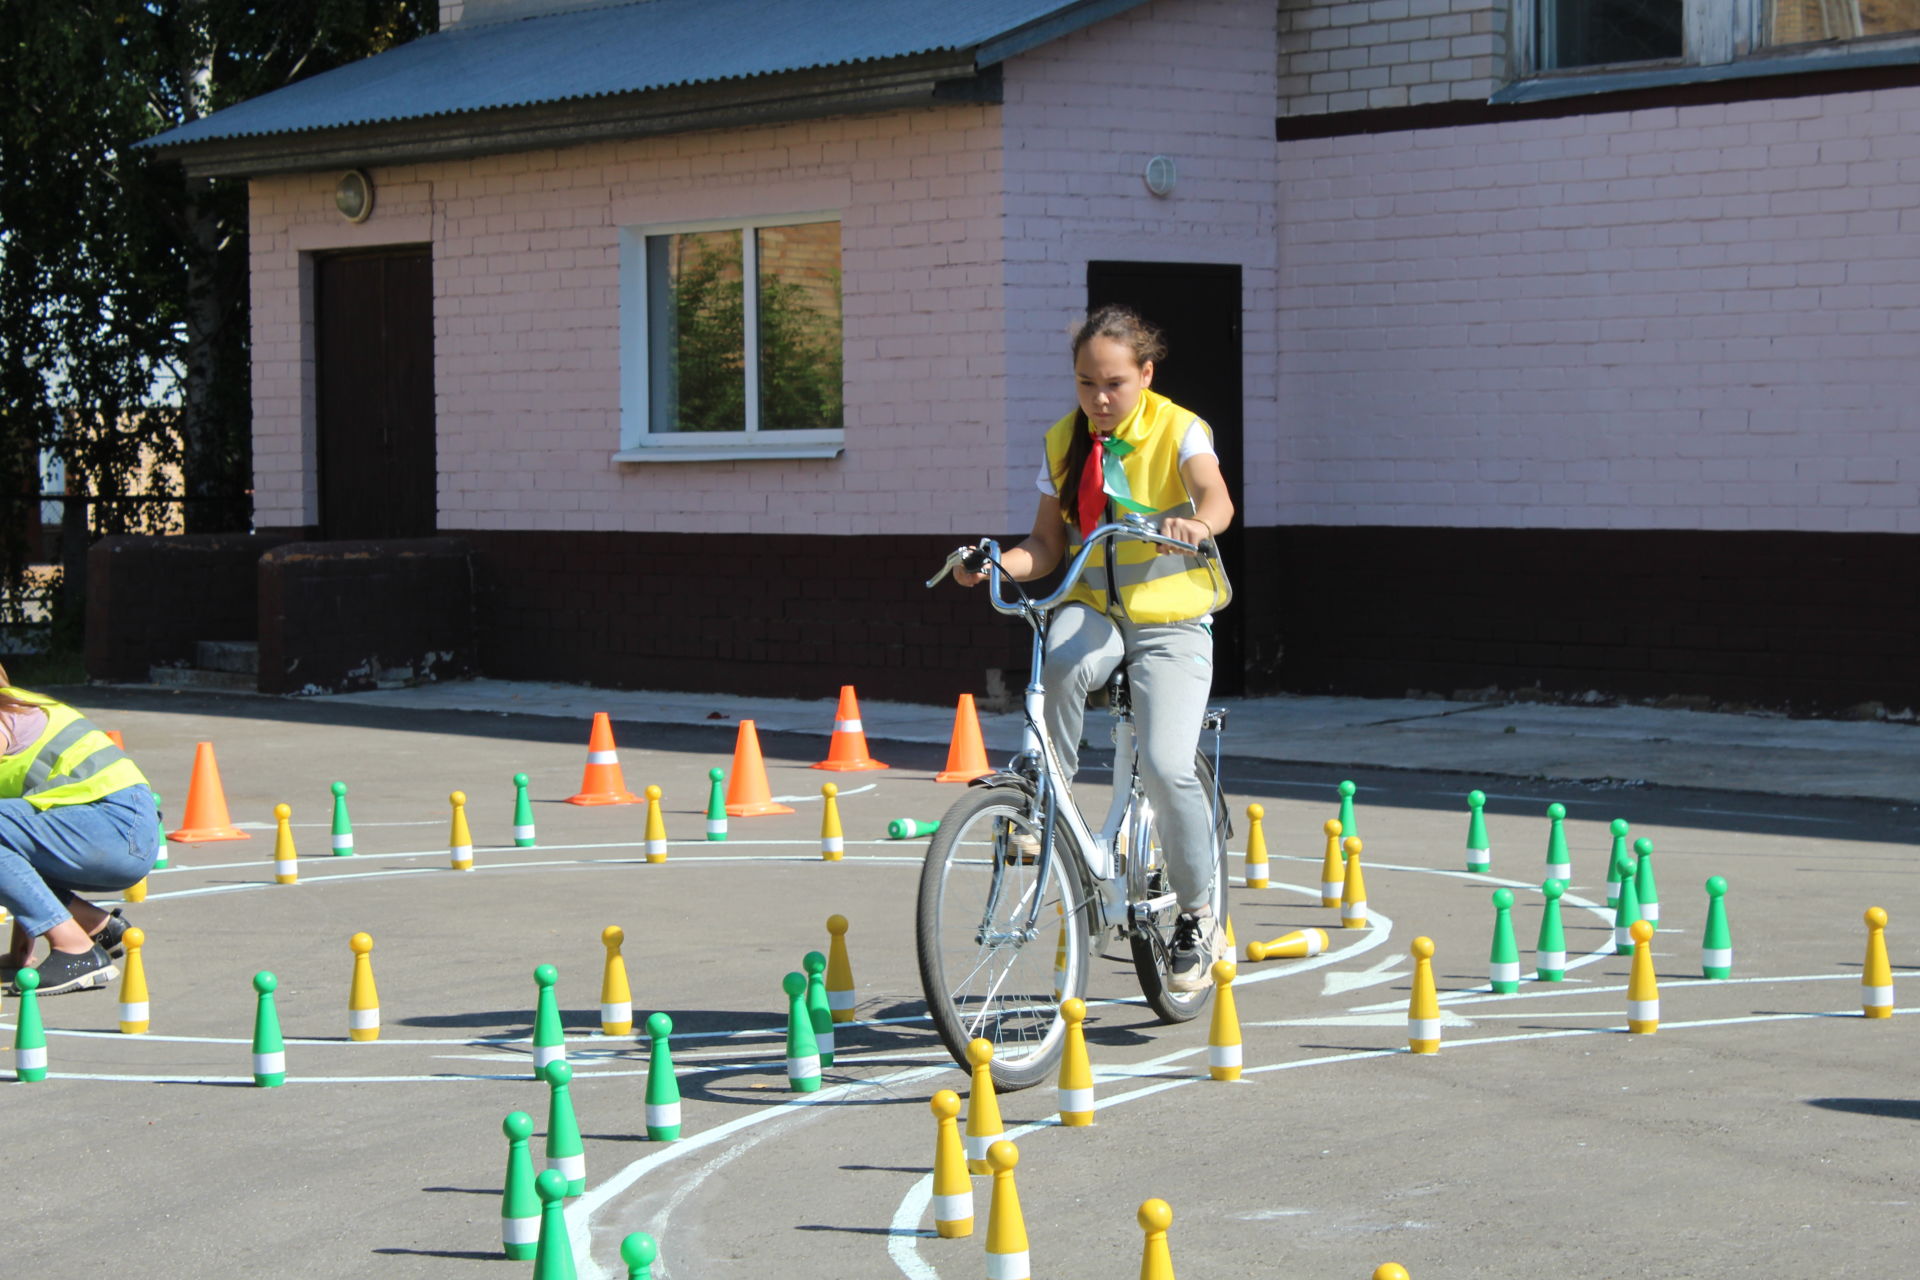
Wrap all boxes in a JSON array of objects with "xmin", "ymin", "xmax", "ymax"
[
  {"xmin": 725, "ymin": 720, "xmax": 795, "ymax": 817},
  {"xmin": 167, "ymin": 741, "xmax": 249, "ymax": 843},
  {"xmin": 104, "ymin": 729, "xmax": 126, "ymax": 749},
  {"xmin": 935, "ymin": 694, "xmax": 992, "ymax": 783},
  {"xmin": 812, "ymin": 686, "xmax": 888, "ymax": 772},
  {"xmin": 566, "ymin": 713, "xmax": 641, "ymax": 806}
]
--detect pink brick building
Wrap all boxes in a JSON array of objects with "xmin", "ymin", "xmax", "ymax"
[{"xmin": 136, "ymin": 0, "xmax": 1920, "ymax": 711}]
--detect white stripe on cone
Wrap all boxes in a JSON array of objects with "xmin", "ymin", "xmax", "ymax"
[
  {"xmin": 932, "ymin": 1191, "xmax": 972, "ymax": 1224},
  {"xmin": 1544, "ymin": 862, "xmax": 1570, "ymax": 886},
  {"xmin": 601, "ymin": 1002, "xmax": 631, "ymax": 1025},
  {"xmin": 835, "ymin": 719, "xmax": 863, "ymax": 733},
  {"xmin": 450, "ymin": 845, "xmax": 472, "ymax": 864},
  {"xmin": 587, "ymin": 750, "xmax": 618, "ymax": 764},
  {"xmin": 1490, "ymin": 962, "xmax": 1520, "ymax": 984},
  {"xmin": 1614, "ymin": 926, "xmax": 1632, "ymax": 949},
  {"xmin": 1703, "ymin": 948, "xmax": 1732, "ymax": 968},
  {"xmin": 551, "ymin": 1153, "xmax": 585, "ymax": 1181},
  {"xmin": 827, "ymin": 990, "xmax": 854, "ymax": 1012},
  {"xmin": 646, "ymin": 1102, "xmax": 681, "ymax": 1129},
  {"xmin": 349, "ymin": 1008, "xmax": 380, "ymax": 1031},
  {"xmin": 815, "ymin": 1026, "xmax": 834, "ymax": 1056},
  {"xmin": 501, "ymin": 1216, "xmax": 539, "ymax": 1245},
  {"xmin": 822, "ymin": 837, "xmax": 843, "ymax": 854},
  {"xmin": 1642, "ymin": 902, "xmax": 1661, "ymax": 922},
  {"xmin": 646, "ymin": 839, "xmax": 667, "ymax": 857},
  {"xmin": 1629, "ymin": 999, "xmax": 1660, "ymax": 1022},
  {"xmin": 332, "ymin": 835, "xmax": 352, "ymax": 850},
  {"xmin": 119, "ymin": 1001, "xmax": 149, "ymax": 1022},
  {"xmin": 1536, "ymin": 951, "xmax": 1566, "ymax": 972},
  {"xmin": 18, "ymin": 1045, "xmax": 48, "ymax": 1070},
  {"xmin": 1321, "ymin": 881, "xmax": 1341, "ymax": 902},
  {"xmin": 986, "ymin": 1248, "xmax": 1030, "ymax": 1280},
  {"xmin": 1408, "ymin": 1018, "xmax": 1440, "ymax": 1040},
  {"xmin": 1865, "ymin": 985, "xmax": 1894, "ymax": 1008},
  {"xmin": 253, "ymin": 1051, "xmax": 284, "ymax": 1075},
  {"xmin": 275, "ymin": 861, "xmax": 297, "ymax": 879},
  {"xmin": 1209, "ymin": 1044, "xmax": 1242, "ymax": 1069},
  {"xmin": 1058, "ymin": 1086, "xmax": 1094, "ymax": 1115},
  {"xmin": 963, "ymin": 1133, "xmax": 993, "ymax": 1161},
  {"xmin": 533, "ymin": 1044, "xmax": 565, "ymax": 1070},
  {"xmin": 706, "ymin": 820, "xmax": 726, "ymax": 835},
  {"xmin": 514, "ymin": 824, "xmax": 536, "ymax": 840},
  {"xmin": 787, "ymin": 1055, "xmax": 821, "ymax": 1082},
  {"xmin": 1342, "ymin": 903, "xmax": 1367, "ymax": 925}
]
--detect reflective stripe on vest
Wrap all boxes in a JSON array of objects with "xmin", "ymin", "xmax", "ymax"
[
  {"xmin": 1043, "ymin": 390, "xmax": 1231, "ymax": 623},
  {"xmin": 0, "ymin": 690, "xmax": 149, "ymax": 811}
]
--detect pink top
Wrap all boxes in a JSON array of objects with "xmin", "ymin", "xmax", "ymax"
[{"xmin": 0, "ymin": 705, "xmax": 49, "ymax": 757}]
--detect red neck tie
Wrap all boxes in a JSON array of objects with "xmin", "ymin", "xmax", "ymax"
[{"xmin": 1077, "ymin": 433, "xmax": 1108, "ymax": 539}]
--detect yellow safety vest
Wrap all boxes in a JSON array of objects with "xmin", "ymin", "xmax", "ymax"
[
  {"xmin": 1043, "ymin": 389, "xmax": 1231, "ymax": 624},
  {"xmin": 0, "ymin": 689, "xmax": 149, "ymax": 811}
]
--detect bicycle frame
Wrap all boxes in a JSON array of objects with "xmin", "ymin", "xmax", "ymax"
[{"xmin": 929, "ymin": 521, "xmax": 1228, "ymax": 941}]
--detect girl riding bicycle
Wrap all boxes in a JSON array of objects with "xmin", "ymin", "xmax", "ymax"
[{"xmin": 957, "ymin": 305, "xmax": 1234, "ymax": 992}]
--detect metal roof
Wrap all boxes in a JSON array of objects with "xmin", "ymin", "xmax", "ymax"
[{"xmin": 147, "ymin": 0, "xmax": 1148, "ymax": 150}]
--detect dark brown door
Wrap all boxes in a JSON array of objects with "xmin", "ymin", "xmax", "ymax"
[
  {"xmin": 1087, "ymin": 262, "xmax": 1245, "ymax": 694},
  {"xmin": 315, "ymin": 248, "xmax": 436, "ymax": 539}
]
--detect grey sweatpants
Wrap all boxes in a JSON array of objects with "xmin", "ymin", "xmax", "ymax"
[{"xmin": 1041, "ymin": 603, "xmax": 1217, "ymax": 909}]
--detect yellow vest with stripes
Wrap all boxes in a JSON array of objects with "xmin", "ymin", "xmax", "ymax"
[
  {"xmin": 1043, "ymin": 390, "xmax": 1231, "ymax": 624},
  {"xmin": 0, "ymin": 690, "xmax": 149, "ymax": 811}
]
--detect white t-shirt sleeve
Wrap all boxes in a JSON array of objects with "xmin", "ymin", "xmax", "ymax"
[{"xmin": 1035, "ymin": 418, "xmax": 1213, "ymax": 497}]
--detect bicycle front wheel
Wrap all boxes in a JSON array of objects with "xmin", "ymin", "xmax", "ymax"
[
  {"xmin": 1130, "ymin": 750, "xmax": 1230, "ymax": 1023},
  {"xmin": 916, "ymin": 785, "xmax": 1088, "ymax": 1091}
]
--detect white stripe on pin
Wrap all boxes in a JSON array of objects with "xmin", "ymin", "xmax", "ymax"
[
  {"xmin": 533, "ymin": 1044, "xmax": 565, "ymax": 1070},
  {"xmin": 933, "ymin": 1191, "xmax": 972, "ymax": 1223},
  {"xmin": 1490, "ymin": 962, "xmax": 1520, "ymax": 983},
  {"xmin": 1209, "ymin": 1044, "xmax": 1242, "ymax": 1068},
  {"xmin": 646, "ymin": 1102, "xmax": 681, "ymax": 1128},
  {"xmin": 788, "ymin": 1055, "xmax": 821, "ymax": 1080},
  {"xmin": 349, "ymin": 1008, "xmax": 380, "ymax": 1030},
  {"xmin": 1629, "ymin": 999, "xmax": 1659, "ymax": 1021},
  {"xmin": 601, "ymin": 1002, "xmax": 631, "ymax": 1023},
  {"xmin": 18, "ymin": 1045, "xmax": 48, "ymax": 1070},
  {"xmin": 502, "ymin": 1216, "xmax": 539, "ymax": 1245},
  {"xmin": 551, "ymin": 1153, "xmax": 585, "ymax": 1180},
  {"xmin": 1703, "ymin": 948, "xmax": 1732, "ymax": 968},
  {"xmin": 120, "ymin": 1001, "xmax": 149, "ymax": 1021},
  {"xmin": 1865, "ymin": 985, "xmax": 1894, "ymax": 1007},
  {"xmin": 253, "ymin": 1051, "xmax": 284, "ymax": 1075},
  {"xmin": 1408, "ymin": 1018, "xmax": 1440, "ymax": 1039},
  {"xmin": 514, "ymin": 824, "xmax": 536, "ymax": 840},
  {"xmin": 1058, "ymin": 1086, "xmax": 1094, "ymax": 1114},
  {"xmin": 986, "ymin": 1248, "xmax": 1030, "ymax": 1280},
  {"xmin": 647, "ymin": 839, "xmax": 667, "ymax": 856},
  {"xmin": 827, "ymin": 991, "xmax": 854, "ymax": 1011}
]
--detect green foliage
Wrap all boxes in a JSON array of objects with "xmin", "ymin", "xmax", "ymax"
[
  {"xmin": 0, "ymin": 0, "xmax": 434, "ymax": 652},
  {"xmin": 666, "ymin": 236, "xmax": 843, "ymax": 433}
]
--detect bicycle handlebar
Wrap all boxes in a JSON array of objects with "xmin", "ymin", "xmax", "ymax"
[{"xmin": 926, "ymin": 518, "xmax": 1216, "ymax": 617}]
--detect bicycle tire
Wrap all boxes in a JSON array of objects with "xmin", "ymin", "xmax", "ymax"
[
  {"xmin": 1129, "ymin": 750, "xmax": 1231, "ymax": 1023},
  {"xmin": 916, "ymin": 785, "xmax": 1089, "ymax": 1091}
]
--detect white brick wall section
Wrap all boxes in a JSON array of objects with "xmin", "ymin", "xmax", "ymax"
[
  {"xmin": 1269, "ymin": 85, "xmax": 1920, "ymax": 533},
  {"xmin": 1280, "ymin": 0, "xmax": 1503, "ymax": 114}
]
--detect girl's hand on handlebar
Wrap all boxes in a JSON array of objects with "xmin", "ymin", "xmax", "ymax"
[{"xmin": 1157, "ymin": 516, "xmax": 1213, "ymax": 553}]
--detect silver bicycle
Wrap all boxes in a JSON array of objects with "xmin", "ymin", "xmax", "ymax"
[{"xmin": 918, "ymin": 519, "xmax": 1232, "ymax": 1090}]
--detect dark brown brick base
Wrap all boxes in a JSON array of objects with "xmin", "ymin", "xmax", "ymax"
[
  {"xmin": 1239, "ymin": 526, "xmax": 1919, "ymax": 713},
  {"xmin": 449, "ymin": 529, "xmax": 1029, "ymax": 705}
]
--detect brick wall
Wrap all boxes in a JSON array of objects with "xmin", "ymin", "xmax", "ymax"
[
  {"xmin": 1269, "ymin": 85, "xmax": 1920, "ymax": 533},
  {"xmin": 248, "ymin": 103, "xmax": 1005, "ymax": 536},
  {"xmin": 1278, "ymin": 0, "xmax": 1505, "ymax": 116}
]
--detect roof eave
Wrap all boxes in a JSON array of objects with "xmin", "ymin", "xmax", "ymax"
[{"xmin": 158, "ymin": 51, "xmax": 994, "ymax": 179}]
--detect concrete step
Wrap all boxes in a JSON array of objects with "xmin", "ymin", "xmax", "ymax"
[
  {"xmin": 195, "ymin": 640, "xmax": 259, "ymax": 674},
  {"xmin": 150, "ymin": 665, "xmax": 256, "ymax": 693}
]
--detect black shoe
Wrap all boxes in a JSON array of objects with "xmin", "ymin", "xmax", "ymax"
[
  {"xmin": 12, "ymin": 944, "xmax": 119, "ymax": 996},
  {"xmin": 92, "ymin": 908, "xmax": 130, "ymax": 958},
  {"xmin": 1168, "ymin": 911, "xmax": 1222, "ymax": 994}
]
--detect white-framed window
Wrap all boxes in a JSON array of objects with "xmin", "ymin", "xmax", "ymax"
[
  {"xmin": 1513, "ymin": 0, "xmax": 1920, "ymax": 80},
  {"xmin": 617, "ymin": 212, "xmax": 844, "ymax": 461}
]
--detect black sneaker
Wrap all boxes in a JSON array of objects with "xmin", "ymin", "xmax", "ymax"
[
  {"xmin": 92, "ymin": 908, "xmax": 130, "ymax": 958},
  {"xmin": 11, "ymin": 944, "xmax": 119, "ymax": 996},
  {"xmin": 1168, "ymin": 911, "xmax": 1223, "ymax": 994}
]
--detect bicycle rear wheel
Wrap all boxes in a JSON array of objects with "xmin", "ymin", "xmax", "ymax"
[
  {"xmin": 916, "ymin": 785, "xmax": 1088, "ymax": 1091},
  {"xmin": 1129, "ymin": 750, "xmax": 1230, "ymax": 1023}
]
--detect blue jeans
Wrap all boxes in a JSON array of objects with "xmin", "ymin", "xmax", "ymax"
[{"xmin": 0, "ymin": 784, "xmax": 159, "ymax": 936}]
